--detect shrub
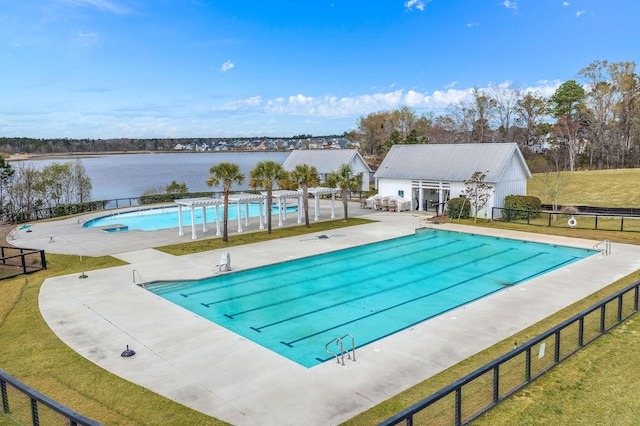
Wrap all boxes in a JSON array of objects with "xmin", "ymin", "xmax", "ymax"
[
  {"xmin": 138, "ymin": 191, "xmax": 214, "ymax": 205},
  {"xmin": 447, "ymin": 197, "xmax": 470, "ymax": 220},
  {"xmin": 560, "ymin": 206, "xmax": 579, "ymax": 215},
  {"xmin": 503, "ymin": 195, "xmax": 542, "ymax": 221}
]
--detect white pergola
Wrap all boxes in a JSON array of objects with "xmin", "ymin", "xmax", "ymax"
[
  {"xmin": 175, "ymin": 188, "xmax": 339, "ymax": 240},
  {"xmin": 175, "ymin": 197, "xmax": 224, "ymax": 240},
  {"xmin": 270, "ymin": 190, "xmax": 303, "ymax": 226},
  {"xmin": 307, "ymin": 187, "xmax": 338, "ymax": 222}
]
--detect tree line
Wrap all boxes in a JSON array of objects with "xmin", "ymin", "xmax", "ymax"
[
  {"xmin": 0, "ymin": 157, "xmax": 92, "ymax": 223},
  {"xmin": 351, "ymin": 60, "xmax": 640, "ymax": 172}
]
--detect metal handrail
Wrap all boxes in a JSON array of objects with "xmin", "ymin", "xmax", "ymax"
[
  {"xmin": 594, "ymin": 239, "xmax": 611, "ymax": 255},
  {"xmin": 339, "ymin": 333, "xmax": 357, "ymax": 362},
  {"xmin": 132, "ymin": 269, "xmax": 145, "ymax": 288},
  {"xmin": 325, "ymin": 337, "xmax": 344, "ymax": 365}
]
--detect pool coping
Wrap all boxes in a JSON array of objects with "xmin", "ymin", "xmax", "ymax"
[{"xmin": 27, "ymin": 209, "xmax": 640, "ymax": 425}]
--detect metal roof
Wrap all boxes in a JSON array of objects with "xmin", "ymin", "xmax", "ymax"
[
  {"xmin": 373, "ymin": 143, "xmax": 531, "ymax": 183},
  {"xmin": 282, "ymin": 149, "xmax": 372, "ymax": 173}
]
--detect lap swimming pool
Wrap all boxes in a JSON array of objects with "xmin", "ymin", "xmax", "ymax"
[{"xmin": 145, "ymin": 229, "xmax": 597, "ymax": 367}]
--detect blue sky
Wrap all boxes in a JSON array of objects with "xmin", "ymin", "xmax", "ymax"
[{"xmin": 1, "ymin": 0, "xmax": 639, "ymax": 139}]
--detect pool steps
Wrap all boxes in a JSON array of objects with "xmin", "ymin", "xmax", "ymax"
[{"xmin": 325, "ymin": 333, "xmax": 356, "ymax": 366}]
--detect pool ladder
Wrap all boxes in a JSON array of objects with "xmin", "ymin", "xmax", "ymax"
[
  {"xmin": 325, "ymin": 333, "xmax": 356, "ymax": 366},
  {"xmin": 133, "ymin": 269, "xmax": 146, "ymax": 288},
  {"xmin": 594, "ymin": 239, "xmax": 611, "ymax": 256}
]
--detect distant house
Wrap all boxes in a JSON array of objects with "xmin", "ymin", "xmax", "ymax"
[
  {"xmin": 373, "ymin": 143, "xmax": 532, "ymax": 217},
  {"xmin": 282, "ymin": 149, "xmax": 372, "ymax": 192}
]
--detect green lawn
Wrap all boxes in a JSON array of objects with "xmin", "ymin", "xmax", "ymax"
[
  {"xmin": 527, "ymin": 168, "xmax": 640, "ymax": 207},
  {"xmin": 2, "ymin": 168, "xmax": 640, "ymax": 425}
]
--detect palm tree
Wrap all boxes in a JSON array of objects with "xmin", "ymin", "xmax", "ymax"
[
  {"xmin": 249, "ymin": 160, "xmax": 288, "ymax": 234},
  {"xmin": 326, "ymin": 163, "xmax": 363, "ymax": 221},
  {"xmin": 289, "ymin": 164, "xmax": 320, "ymax": 228},
  {"xmin": 206, "ymin": 162, "xmax": 245, "ymax": 242}
]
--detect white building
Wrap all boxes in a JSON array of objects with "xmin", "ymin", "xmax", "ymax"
[
  {"xmin": 373, "ymin": 143, "xmax": 532, "ymax": 217},
  {"xmin": 282, "ymin": 149, "xmax": 372, "ymax": 192}
]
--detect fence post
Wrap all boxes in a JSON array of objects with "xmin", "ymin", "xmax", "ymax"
[
  {"xmin": 31, "ymin": 397, "xmax": 39, "ymax": 426},
  {"xmin": 21, "ymin": 253, "xmax": 27, "ymax": 274},
  {"xmin": 548, "ymin": 212, "xmax": 552, "ymax": 227},
  {"xmin": 621, "ymin": 217, "xmax": 624, "ymax": 232},
  {"xmin": 455, "ymin": 387, "xmax": 462, "ymax": 426},
  {"xmin": 493, "ymin": 366, "xmax": 500, "ymax": 403},
  {"xmin": 595, "ymin": 215, "xmax": 598, "ymax": 230},
  {"xmin": 617, "ymin": 295, "xmax": 624, "ymax": 322},
  {"xmin": 1, "ymin": 379, "xmax": 9, "ymax": 414},
  {"xmin": 578, "ymin": 317, "xmax": 584, "ymax": 347}
]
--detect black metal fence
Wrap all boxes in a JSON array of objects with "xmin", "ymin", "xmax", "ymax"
[
  {"xmin": 0, "ymin": 246, "xmax": 46, "ymax": 279},
  {"xmin": 0, "ymin": 369, "xmax": 101, "ymax": 426},
  {"xmin": 492, "ymin": 207, "xmax": 640, "ymax": 233},
  {"xmin": 379, "ymin": 279, "xmax": 640, "ymax": 426}
]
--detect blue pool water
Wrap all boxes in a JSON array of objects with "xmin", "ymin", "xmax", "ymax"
[
  {"xmin": 83, "ymin": 204, "xmax": 298, "ymax": 231},
  {"xmin": 145, "ymin": 229, "xmax": 597, "ymax": 367}
]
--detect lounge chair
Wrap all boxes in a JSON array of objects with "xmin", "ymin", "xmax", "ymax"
[{"xmin": 215, "ymin": 252, "xmax": 231, "ymax": 272}]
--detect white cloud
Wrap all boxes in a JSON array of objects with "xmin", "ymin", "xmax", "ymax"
[
  {"xmin": 211, "ymin": 80, "xmax": 561, "ymax": 119},
  {"xmin": 77, "ymin": 32, "xmax": 98, "ymax": 48},
  {"xmin": 466, "ymin": 22, "xmax": 479, "ymax": 27},
  {"xmin": 576, "ymin": 10, "xmax": 586, "ymax": 17},
  {"xmin": 562, "ymin": 1, "xmax": 570, "ymax": 6},
  {"xmin": 62, "ymin": 0, "xmax": 130, "ymax": 14},
  {"xmin": 212, "ymin": 96, "xmax": 262, "ymax": 111},
  {"xmin": 502, "ymin": 1, "xmax": 518, "ymax": 11},
  {"xmin": 405, "ymin": 0, "xmax": 428, "ymax": 11},
  {"xmin": 220, "ymin": 60, "xmax": 235, "ymax": 72}
]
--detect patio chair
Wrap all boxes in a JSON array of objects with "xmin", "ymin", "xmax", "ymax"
[
  {"xmin": 215, "ymin": 252, "xmax": 231, "ymax": 272},
  {"xmin": 382, "ymin": 196, "xmax": 393, "ymax": 211}
]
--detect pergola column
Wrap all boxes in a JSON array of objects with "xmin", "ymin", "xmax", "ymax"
[
  {"xmin": 202, "ymin": 206, "xmax": 207, "ymax": 233},
  {"xmin": 178, "ymin": 204, "xmax": 184, "ymax": 236},
  {"xmin": 330, "ymin": 191, "xmax": 336, "ymax": 219},
  {"xmin": 278, "ymin": 196, "xmax": 284, "ymax": 227},
  {"xmin": 259, "ymin": 200, "xmax": 264, "ymax": 230},
  {"xmin": 314, "ymin": 194, "xmax": 320, "ymax": 222},
  {"xmin": 190, "ymin": 207, "xmax": 197, "ymax": 240},
  {"xmin": 236, "ymin": 202, "xmax": 243, "ymax": 232},
  {"xmin": 215, "ymin": 204, "xmax": 221, "ymax": 236},
  {"xmin": 297, "ymin": 195, "xmax": 302, "ymax": 224}
]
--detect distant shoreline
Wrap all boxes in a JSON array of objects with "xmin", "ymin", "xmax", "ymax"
[
  {"xmin": 5, "ymin": 151, "xmax": 153, "ymax": 162},
  {"xmin": 5, "ymin": 150, "xmax": 280, "ymax": 162}
]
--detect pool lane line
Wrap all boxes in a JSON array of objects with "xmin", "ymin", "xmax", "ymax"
[
  {"xmin": 215, "ymin": 243, "xmax": 489, "ymax": 316},
  {"xmin": 279, "ymin": 250, "xmax": 548, "ymax": 347},
  {"xmin": 198, "ymin": 238, "xmax": 464, "ymax": 308},
  {"xmin": 509, "ymin": 255, "xmax": 582, "ymax": 285},
  {"xmin": 181, "ymin": 234, "xmax": 443, "ymax": 298},
  {"xmin": 311, "ymin": 254, "xmax": 587, "ymax": 363},
  {"xmin": 180, "ymin": 231, "xmax": 442, "ymax": 297}
]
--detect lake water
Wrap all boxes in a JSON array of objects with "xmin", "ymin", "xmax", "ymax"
[{"xmin": 21, "ymin": 152, "xmax": 290, "ymax": 201}]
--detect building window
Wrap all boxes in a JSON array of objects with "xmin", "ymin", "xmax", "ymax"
[{"xmin": 398, "ymin": 190, "xmax": 404, "ymax": 197}]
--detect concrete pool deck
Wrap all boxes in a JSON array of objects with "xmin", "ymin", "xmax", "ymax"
[{"xmin": 10, "ymin": 203, "xmax": 640, "ymax": 425}]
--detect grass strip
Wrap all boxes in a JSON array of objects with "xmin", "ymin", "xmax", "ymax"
[{"xmin": 156, "ymin": 217, "xmax": 375, "ymax": 255}]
